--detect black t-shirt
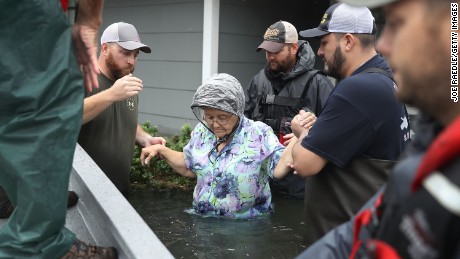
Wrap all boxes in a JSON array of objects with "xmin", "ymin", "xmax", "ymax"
[
  {"xmin": 302, "ymin": 55, "xmax": 409, "ymax": 167},
  {"xmin": 78, "ymin": 73, "xmax": 138, "ymax": 195}
]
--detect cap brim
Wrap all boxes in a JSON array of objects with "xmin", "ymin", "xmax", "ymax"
[
  {"xmin": 299, "ymin": 28, "xmax": 330, "ymax": 38},
  {"xmin": 117, "ymin": 41, "xmax": 152, "ymax": 53},
  {"xmin": 339, "ymin": 0, "xmax": 397, "ymax": 8},
  {"xmin": 256, "ymin": 41, "xmax": 285, "ymax": 53}
]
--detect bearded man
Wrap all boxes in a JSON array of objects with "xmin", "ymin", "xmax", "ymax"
[
  {"xmin": 244, "ymin": 21, "xmax": 333, "ymax": 199},
  {"xmin": 290, "ymin": 3, "xmax": 411, "ymax": 245},
  {"xmin": 78, "ymin": 22, "xmax": 166, "ymax": 196}
]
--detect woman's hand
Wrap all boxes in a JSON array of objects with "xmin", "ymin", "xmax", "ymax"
[
  {"xmin": 282, "ymin": 133, "xmax": 295, "ymax": 146},
  {"xmin": 140, "ymin": 145, "xmax": 162, "ymax": 166}
]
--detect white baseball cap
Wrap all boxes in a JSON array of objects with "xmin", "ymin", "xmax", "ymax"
[
  {"xmin": 101, "ymin": 22, "xmax": 151, "ymax": 53},
  {"xmin": 299, "ymin": 3, "xmax": 376, "ymax": 38}
]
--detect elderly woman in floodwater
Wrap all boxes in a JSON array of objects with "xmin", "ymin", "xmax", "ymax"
[{"xmin": 141, "ymin": 73, "xmax": 313, "ymax": 218}]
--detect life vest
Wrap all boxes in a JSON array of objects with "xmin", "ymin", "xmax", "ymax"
[
  {"xmin": 349, "ymin": 116, "xmax": 460, "ymax": 259},
  {"xmin": 253, "ymin": 70, "xmax": 322, "ymax": 143}
]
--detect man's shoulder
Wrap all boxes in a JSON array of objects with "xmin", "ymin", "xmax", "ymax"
[
  {"xmin": 290, "ymin": 69, "xmax": 329, "ymax": 88},
  {"xmin": 308, "ymin": 70, "xmax": 333, "ymax": 84},
  {"xmin": 341, "ymin": 68, "xmax": 393, "ymax": 92},
  {"xmin": 85, "ymin": 73, "xmax": 113, "ymax": 96},
  {"xmin": 253, "ymin": 68, "xmax": 266, "ymax": 79},
  {"xmin": 249, "ymin": 69, "xmax": 268, "ymax": 86},
  {"xmin": 98, "ymin": 72, "xmax": 115, "ymax": 87}
]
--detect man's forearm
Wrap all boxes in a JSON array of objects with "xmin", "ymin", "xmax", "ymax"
[
  {"xmin": 82, "ymin": 92, "xmax": 113, "ymax": 124},
  {"xmin": 136, "ymin": 124, "xmax": 150, "ymax": 147}
]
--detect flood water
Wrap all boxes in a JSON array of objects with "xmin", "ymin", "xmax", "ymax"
[{"xmin": 128, "ymin": 189, "xmax": 308, "ymax": 259}]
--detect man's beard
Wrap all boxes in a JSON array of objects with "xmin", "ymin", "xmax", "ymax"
[
  {"xmin": 324, "ymin": 46, "xmax": 345, "ymax": 80},
  {"xmin": 106, "ymin": 52, "xmax": 135, "ymax": 80},
  {"xmin": 267, "ymin": 56, "xmax": 295, "ymax": 74}
]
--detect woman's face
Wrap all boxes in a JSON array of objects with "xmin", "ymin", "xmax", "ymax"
[{"xmin": 202, "ymin": 107, "xmax": 239, "ymax": 139}]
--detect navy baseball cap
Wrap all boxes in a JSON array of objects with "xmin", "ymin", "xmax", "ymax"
[{"xmin": 299, "ymin": 3, "xmax": 377, "ymax": 38}]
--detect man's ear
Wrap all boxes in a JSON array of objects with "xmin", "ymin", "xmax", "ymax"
[
  {"xmin": 102, "ymin": 43, "xmax": 110, "ymax": 56},
  {"xmin": 343, "ymin": 33, "xmax": 356, "ymax": 52},
  {"xmin": 291, "ymin": 42, "xmax": 299, "ymax": 55}
]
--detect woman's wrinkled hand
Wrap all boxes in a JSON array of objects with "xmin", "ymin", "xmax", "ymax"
[{"xmin": 140, "ymin": 145, "xmax": 161, "ymax": 166}]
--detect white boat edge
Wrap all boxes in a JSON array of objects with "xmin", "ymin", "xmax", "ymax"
[{"xmin": 0, "ymin": 144, "xmax": 174, "ymax": 259}]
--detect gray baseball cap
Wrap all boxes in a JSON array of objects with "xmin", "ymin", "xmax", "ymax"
[
  {"xmin": 339, "ymin": 0, "xmax": 397, "ymax": 8},
  {"xmin": 101, "ymin": 22, "xmax": 151, "ymax": 53}
]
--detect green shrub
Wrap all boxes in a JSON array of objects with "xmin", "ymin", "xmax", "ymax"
[{"xmin": 130, "ymin": 122, "xmax": 195, "ymax": 191}]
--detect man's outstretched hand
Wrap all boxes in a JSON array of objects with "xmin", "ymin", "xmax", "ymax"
[{"xmin": 72, "ymin": 23, "xmax": 100, "ymax": 93}]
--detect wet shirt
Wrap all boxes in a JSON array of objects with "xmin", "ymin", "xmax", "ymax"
[{"xmin": 183, "ymin": 116, "xmax": 284, "ymax": 218}]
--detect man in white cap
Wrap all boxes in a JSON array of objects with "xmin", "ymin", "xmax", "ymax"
[
  {"xmin": 245, "ymin": 20, "xmax": 333, "ymax": 199},
  {"xmin": 289, "ymin": 3, "xmax": 411, "ymax": 245},
  {"xmin": 78, "ymin": 22, "xmax": 166, "ymax": 196},
  {"xmin": 296, "ymin": 0, "xmax": 459, "ymax": 258}
]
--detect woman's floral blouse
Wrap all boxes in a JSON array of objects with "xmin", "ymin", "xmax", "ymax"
[{"xmin": 183, "ymin": 116, "xmax": 284, "ymax": 218}]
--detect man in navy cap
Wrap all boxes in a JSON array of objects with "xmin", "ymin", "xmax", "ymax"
[
  {"xmin": 78, "ymin": 22, "xmax": 166, "ymax": 196},
  {"xmin": 290, "ymin": 3, "xmax": 410, "ymax": 245}
]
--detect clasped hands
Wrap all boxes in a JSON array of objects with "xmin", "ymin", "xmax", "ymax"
[
  {"xmin": 139, "ymin": 136, "xmax": 166, "ymax": 166},
  {"xmin": 140, "ymin": 144, "xmax": 165, "ymax": 166},
  {"xmin": 290, "ymin": 110, "xmax": 317, "ymax": 139}
]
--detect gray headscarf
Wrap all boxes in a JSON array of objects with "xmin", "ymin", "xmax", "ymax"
[{"xmin": 191, "ymin": 73, "xmax": 245, "ymax": 117}]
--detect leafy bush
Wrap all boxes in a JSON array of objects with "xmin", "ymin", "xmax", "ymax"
[{"xmin": 130, "ymin": 121, "xmax": 195, "ymax": 190}]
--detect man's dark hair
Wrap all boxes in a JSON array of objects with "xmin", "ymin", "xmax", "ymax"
[
  {"xmin": 353, "ymin": 34, "xmax": 376, "ymax": 49},
  {"xmin": 334, "ymin": 33, "xmax": 376, "ymax": 49}
]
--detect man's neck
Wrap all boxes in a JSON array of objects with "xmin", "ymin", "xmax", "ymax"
[
  {"xmin": 343, "ymin": 50, "xmax": 377, "ymax": 78},
  {"xmin": 97, "ymin": 58, "xmax": 114, "ymax": 81}
]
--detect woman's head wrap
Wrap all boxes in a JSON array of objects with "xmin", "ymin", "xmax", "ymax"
[{"xmin": 191, "ymin": 73, "xmax": 245, "ymax": 117}]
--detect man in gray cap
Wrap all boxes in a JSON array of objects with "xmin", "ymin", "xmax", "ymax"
[
  {"xmin": 290, "ymin": 2, "xmax": 411, "ymax": 245},
  {"xmin": 296, "ymin": 0, "xmax": 459, "ymax": 258},
  {"xmin": 78, "ymin": 22, "xmax": 166, "ymax": 196}
]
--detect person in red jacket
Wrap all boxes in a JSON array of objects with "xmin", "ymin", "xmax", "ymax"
[{"xmin": 296, "ymin": 0, "xmax": 460, "ymax": 258}]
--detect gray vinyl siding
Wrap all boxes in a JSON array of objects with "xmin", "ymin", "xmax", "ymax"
[{"xmin": 218, "ymin": 0, "xmax": 271, "ymax": 88}]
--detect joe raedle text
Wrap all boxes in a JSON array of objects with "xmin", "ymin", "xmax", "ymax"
[{"xmin": 452, "ymin": 3, "xmax": 458, "ymax": 102}]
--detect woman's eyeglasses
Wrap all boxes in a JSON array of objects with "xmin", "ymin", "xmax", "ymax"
[{"xmin": 203, "ymin": 114, "xmax": 232, "ymax": 125}]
